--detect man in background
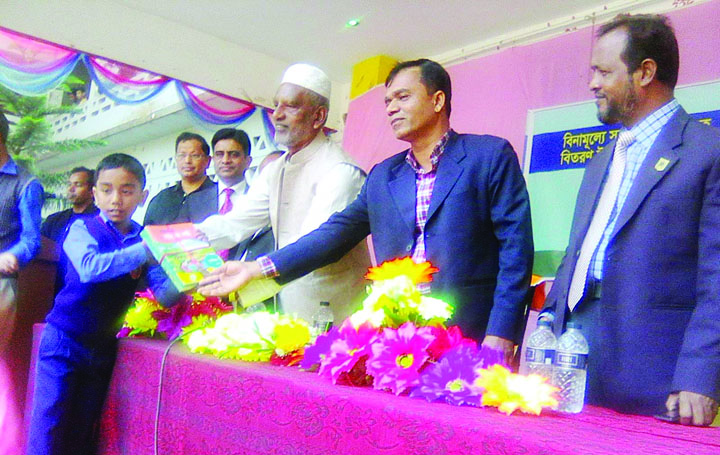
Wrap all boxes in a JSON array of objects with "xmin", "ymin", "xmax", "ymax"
[
  {"xmin": 143, "ymin": 132, "xmax": 217, "ymax": 225},
  {"xmin": 41, "ymin": 167, "xmax": 99, "ymax": 295},
  {"xmin": 42, "ymin": 167, "xmax": 98, "ymax": 244},
  {"xmin": 0, "ymin": 111, "xmax": 43, "ymax": 453},
  {"xmin": 212, "ymin": 128, "xmax": 253, "ymax": 216},
  {"xmin": 197, "ymin": 63, "xmax": 370, "ymax": 322},
  {"xmin": 0, "ymin": 111, "xmax": 43, "ymax": 353},
  {"xmin": 543, "ymin": 14, "xmax": 720, "ymax": 425}
]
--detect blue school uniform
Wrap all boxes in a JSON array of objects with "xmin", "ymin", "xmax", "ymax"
[{"xmin": 27, "ymin": 214, "xmax": 146, "ymax": 455}]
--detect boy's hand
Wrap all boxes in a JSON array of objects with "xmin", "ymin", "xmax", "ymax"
[
  {"xmin": 198, "ymin": 261, "xmax": 262, "ymax": 296},
  {"xmin": 0, "ymin": 252, "xmax": 19, "ymax": 275}
]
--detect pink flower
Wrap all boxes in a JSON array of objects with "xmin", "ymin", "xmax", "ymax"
[
  {"xmin": 365, "ymin": 322, "xmax": 435, "ymax": 395},
  {"xmin": 154, "ymin": 299, "xmax": 192, "ymax": 340},
  {"xmin": 301, "ymin": 326, "xmax": 340, "ymax": 370},
  {"xmin": 318, "ymin": 320, "xmax": 379, "ymax": 384},
  {"xmin": 427, "ymin": 325, "xmax": 477, "ymax": 361},
  {"xmin": 135, "ymin": 288, "xmax": 156, "ymax": 301}
]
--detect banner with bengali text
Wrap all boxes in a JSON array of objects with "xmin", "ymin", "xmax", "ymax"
[
  {"xmin": 529, "ymin": 109, "xmax": 720, "ymax": 174},
  {"xmin": 524, "ymin": 80, "xmax": 720, "ymax": 276}
]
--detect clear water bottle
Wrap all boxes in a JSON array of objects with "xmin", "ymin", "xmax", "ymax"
[
  {"xmin": 311, "ymin": 301, "xmax": 334, "ymax": 335},
  {"xmin": 525, "ymin": 319, "xmax": 557, "ymax": 381},
  {"xmin": 244, "ymin": 302, "xmax": 266, "ymax": 313},
  {"xmin": 552, "ymin": 322, "xmax": 589, "ymax": 413}
]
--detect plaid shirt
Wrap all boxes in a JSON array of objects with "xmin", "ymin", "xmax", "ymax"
[
  {"xmin": 590, "ymin": 99, "xmax": 680, "ymax": 279},
  {"xmin": 406, "ymin": 130, "xmax": 451, "ymax": 292},
  {"xmin": 257, "ymin": 255, "xmax": 278, "ymax": 277}
]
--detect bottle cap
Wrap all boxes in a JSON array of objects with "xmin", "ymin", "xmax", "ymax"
[
  {"xmin": 537, "ymin": 319, "xmax": 552, "ymax": 328},
  {"xmin": 320, "ymin": 301, "xmax": 330, "ymax": 307},
  {"xmin": 566, "ymin": 322, "xmax": 582, "ymax": 330}
]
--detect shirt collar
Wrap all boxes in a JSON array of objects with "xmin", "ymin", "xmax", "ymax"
[
  {"xmin": 627, "ymin": 99, "xmax": 680, "ymax": 146},
  {"xmin": 173, "ymin": 176, "xmax": 214, "ymax": 195},
  {"xmin": 405, "ymin": 129, "xmax": 452, "ymax": 174},
  {"xmin": 284, "ymin": 133, "xmax": 328, "ymax": 166},
  {"xmin": 217, "ymin": 177, "xmax": 246, "ymax": 194},
  {"xmin": 0, "ymin": 156, "xmax": 19, "ymax": 176},
  {"xmin": 82, "ymin": 203, "xmax": 99, "ymax": 215},
  {"xmin": 98, "ymin": 212, "xmax": 143, "ymax": 240}
]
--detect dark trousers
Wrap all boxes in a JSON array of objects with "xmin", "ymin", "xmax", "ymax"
[{"xmin": 26, "ymin": 323, "xmax": 117, "ymax": 455}]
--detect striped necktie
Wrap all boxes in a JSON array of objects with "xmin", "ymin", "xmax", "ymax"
[{"xmin": 567, "ymin": 130, "xmax": 635, "ymax": 311}]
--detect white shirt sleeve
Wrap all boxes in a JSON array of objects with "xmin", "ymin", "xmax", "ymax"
[
  {"xmin": 196, "ymin": 169, "xmax": 273, "ymax": 250},
  {"xmin": 299, "ymin": 162, "xmax": 366, "ymax": 236}
]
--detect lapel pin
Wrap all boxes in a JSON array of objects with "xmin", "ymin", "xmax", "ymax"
[{"xmin": 655, "ymin": 157, "xmax": 670, "ymax": 172}]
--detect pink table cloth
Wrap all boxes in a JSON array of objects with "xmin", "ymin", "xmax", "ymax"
[{"xmin": 93, "ymin": 337, "xmax": 720, "ymax": 455}]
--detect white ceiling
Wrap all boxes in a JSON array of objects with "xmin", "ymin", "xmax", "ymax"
[{"xmin": 114, "ymin": 0, "xmax": 654, "ymax": 83}]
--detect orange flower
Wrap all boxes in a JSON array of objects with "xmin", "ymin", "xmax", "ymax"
[{"xmin": 365, "ymin": 257, "xmax": 438, "ymax": 284}]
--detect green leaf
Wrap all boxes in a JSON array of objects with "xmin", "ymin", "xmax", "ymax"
[{"xmin": 0, "ymin": 85, "xmax": 107, "ymax": 188}]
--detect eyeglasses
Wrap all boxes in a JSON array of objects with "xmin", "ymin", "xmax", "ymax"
[
  {"xmin": 213, "ymin": 150, "xmax": 247, "ymax": 159},
  {"xmin": 176, "ymin": 153, "xmax": 207, "ymax": 161}
]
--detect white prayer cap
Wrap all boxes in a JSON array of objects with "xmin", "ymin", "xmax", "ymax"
[{"xmin": 280, "ymin": 63, "xmax": 331, "ymax": 99}]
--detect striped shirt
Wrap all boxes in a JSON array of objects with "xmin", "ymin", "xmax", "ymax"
[{"xmin": 590, "ymin": 99, "xmax": 680, "ymax": 279}]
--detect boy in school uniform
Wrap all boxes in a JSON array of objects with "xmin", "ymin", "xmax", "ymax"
[{"xmin": 27, "ymin": 153, "xmax": 151, "ymax": 455}]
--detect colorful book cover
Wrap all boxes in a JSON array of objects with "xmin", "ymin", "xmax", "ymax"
[{"xmin": 141, "ymin": 223, "xmax": 224, "ymax": 291}]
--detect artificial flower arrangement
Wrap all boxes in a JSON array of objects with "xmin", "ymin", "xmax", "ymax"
[
  {"xmin": 117, "ymin": 289, "xmax": 232, "ymax": 341},
  {"xmin": 121, "ymin": 258, "xmax": 557, "ymax": 415},
  {"xmin": 300, "ymin": 257, "xmax": 558, "ymax": 415}
]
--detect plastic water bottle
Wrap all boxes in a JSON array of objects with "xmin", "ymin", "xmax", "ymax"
[
  {"xmin": 311, "ymin": 301, "xmax": 334, "ymax": 335},
  {"xmin": 244, "ymin": 302, "xmax": 266, "ymax": 313},
  {"xmin": 524, "ymin": 319, "xmax": 557, "ymax": 381},
  {"xmin": 552, "ymin": 322, "xmax": 589, "ymax": 413}
]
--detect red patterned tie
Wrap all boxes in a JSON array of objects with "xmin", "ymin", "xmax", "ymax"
[{"xmin": 219, "ymin": 187, "xmax": 234, "ymax": 215}]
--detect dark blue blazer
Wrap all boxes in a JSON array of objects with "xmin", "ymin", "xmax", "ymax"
[
  {"xmin": 545, "ymin": 108, "xmax": 720, "ymax": 414},
  {"xmin": 270, "ymin": 132, "xmax": 534, "ymax": 340}
]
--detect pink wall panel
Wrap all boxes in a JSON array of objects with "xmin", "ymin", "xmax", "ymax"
[{"xmin": 343, "ymin": 0, "xmax": 720, "ymax": 171}]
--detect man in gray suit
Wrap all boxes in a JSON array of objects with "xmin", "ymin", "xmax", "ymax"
[{"xmin": 543, "ymin": 14, "xmax": 720, "ymax": 425}]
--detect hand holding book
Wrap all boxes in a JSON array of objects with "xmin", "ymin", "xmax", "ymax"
[{"xmin": 141, "ymin": 223, "xmax": 223, "ymax": 292}]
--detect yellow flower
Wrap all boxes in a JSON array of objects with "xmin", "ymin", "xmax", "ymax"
[
  {"xmin": 364, "ymin": 276, "xmax": 418, "ymax": 309},
  {"xmin": 274, "ymin": 318, "xmax": 311, "ymax": 355},
  {"xmin": 365, "ymin": 257, "xmax": 438, "ymax": 284},
  {"xmin": 223, "ymin": 346, "xmax": 272, "ymax": 362},
  {"xmin": 124, "ymin": 297, "xmax": 161, "ymax": 334},
  {"xmin": 182, "ymin": 314, "xmax": 213, "ymax": 336},
  {"xmin": 474, "ymin": 364, "xmax": 558, "ymax": 416}
]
